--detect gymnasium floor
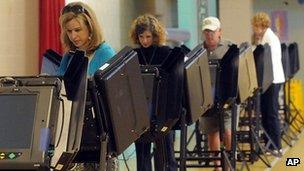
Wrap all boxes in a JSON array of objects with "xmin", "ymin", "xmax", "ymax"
[{"xmin": 118, "ymin": 130, "xmax": 304, "ymax": 171}]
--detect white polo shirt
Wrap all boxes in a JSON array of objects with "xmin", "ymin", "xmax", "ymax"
[{"xmin": 259, "ymin": 28, "xmax": 285, "ymax": 84}]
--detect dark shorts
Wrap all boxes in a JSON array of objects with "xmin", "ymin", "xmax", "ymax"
[{"xmin": 199, "ymin": 107, "xmax": 232, "ymax": 134}]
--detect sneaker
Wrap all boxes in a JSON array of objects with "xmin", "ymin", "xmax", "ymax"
[{"xmin": 265, "ymin": 149, "xmax": 282, "ymax": 157}]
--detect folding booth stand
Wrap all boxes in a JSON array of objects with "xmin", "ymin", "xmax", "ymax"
[
  {"xmin": 140, "ymin": 47, "xmax": 185, "ymax": 171},
  {"xmin": 208, "ymin": 44, "xmax": 239, "ymax": 171},
  {"xmin": 236, "ymin": 43, "xmax": 280, "ymax": 168},
  {"xmin": 90, "ymin": 46, "xmax": 150, "ymax": 170},
  {"xmin": 52, "ymin": 47, "xmax": 151, "ymax": 171},
  {"xmin": 281, "ymin": 42, "xmax": 304, "ymax": 143},
  {"xmin": 176, "ymin": 43, "xmax": 240, "ymax": 171},
  {"xmin": 283, "ymin": 43, "xmax": 304, "ymax": 130},
  {"xmin": 53, "ymin": 50, "xmax": 89, "ymax": 170},
  {"xmin": 280, "ymin": 43, "xmax": 299, "ymax": 146},
  {"xmin": 177, "ymin": 44, "xmax": 214, "ymax": 170},
  {"xmin": 235, "ymin": 42, "xmax": 260, "ymax": 168},
  {"xmin": 94, "ymin": 46, "xmax": 150, "ymax": 153},
  {"xmin": 89, "ymin": 47, "xmax": 150, "ymax": 169}
]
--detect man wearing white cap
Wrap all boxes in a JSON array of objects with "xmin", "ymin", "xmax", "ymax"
[{"xmin": 199, "ymin": 16, "xmax": 233, "ymax": 171}]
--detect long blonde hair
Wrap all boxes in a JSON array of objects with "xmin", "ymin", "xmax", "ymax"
[{"xmin": 59, "ymin": 2, "xmax": 104, "ymax": 54}]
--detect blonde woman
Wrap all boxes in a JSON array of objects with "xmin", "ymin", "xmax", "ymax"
[
  {"xmin": 252, "ymin": 12, "xmax": 285, "ymax": 155},
  {"xmin": 58, "ymin": 1, "xmax": 115, "ymax": 76},
  {"xmin": 57, "ymin": 2, "xmax": 118, "ymax": 171}
]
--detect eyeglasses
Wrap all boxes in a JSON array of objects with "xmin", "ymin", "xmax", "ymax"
[{"xmin": 61, "ymin": 4, "xmax": 90, "ymax": 18}]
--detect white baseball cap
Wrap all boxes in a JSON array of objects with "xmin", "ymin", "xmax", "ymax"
[{"xmin": 202, "ymin": 16, "xmax": 221, "ymax": 31}]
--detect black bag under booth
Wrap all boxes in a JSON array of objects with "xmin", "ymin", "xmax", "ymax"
[
  {"xmin": 140, "ymin": 47, "xmax": 185, "ymax": 141},
  {"xmin": 253, "ymin": 44, "xmax": 274, "ymax": 93}
]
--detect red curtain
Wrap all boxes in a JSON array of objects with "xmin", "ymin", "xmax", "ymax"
[{"xmin": 39, "ymin": 0, "xmax": 65, "ymax": 71}]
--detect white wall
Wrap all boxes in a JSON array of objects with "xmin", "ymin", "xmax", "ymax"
[
  {"xmin": 219, "ymin": 0, "xmax": 252, "ymax": 44},
  {"xmin": 0, "ymin": 0, "xmax": 38, "ymax": 76},
  {"xmin": 66, "ymin": 0, "xmax": 137, "ymax": 51}
]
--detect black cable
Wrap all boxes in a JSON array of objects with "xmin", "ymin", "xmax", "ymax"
[
  {"xmin": 55, "ymin": 97, "xmax": 65, "ymax": 147},
  {"xmin": 122, "ymin": 152, "xmax": 130, "ymax": 171}
]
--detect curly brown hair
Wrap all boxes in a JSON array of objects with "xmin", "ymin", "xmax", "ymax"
[
  {"xmin": 129, "ymin": 14, "xmax": 166, "ymax": 46},
  {"xmin": 252, "ymin": 12, "xmax": 271, "ymax": 29},
  {"xmin": 59, "ymin": 2, "xmax": 104, "ymax": 55}
]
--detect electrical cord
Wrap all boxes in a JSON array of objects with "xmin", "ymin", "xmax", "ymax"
[
  {"xmin": 122, "ymin": 152, "xmax": 131, "ymax": 171},
  {"xmin": 55, "ymin": 97, "xmax": 65, "ymax": 147}
]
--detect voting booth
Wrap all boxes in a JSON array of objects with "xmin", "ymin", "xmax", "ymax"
[{"xmin": 0, "ymin": 76, "xmax": 62, "ymax": 170}]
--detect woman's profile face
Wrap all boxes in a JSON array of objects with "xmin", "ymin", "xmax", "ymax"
[
  {"xmin": 66, "ymin": 18, "xmax": 90, "ymax": 50},
  {"xmin": 138, "ymin": 30, "xmax": 153, "ymax": 48},
  {"xmin": 252, "ymin": 25, "xmax": 264, "ymax": 38}
]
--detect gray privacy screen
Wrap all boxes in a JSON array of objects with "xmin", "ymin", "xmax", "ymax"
[{"xmin": 0, "ymin": 94, "xmax": 37, "ymax": 149}]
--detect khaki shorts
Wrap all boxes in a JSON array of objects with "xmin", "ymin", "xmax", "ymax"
[{"xmin": 199, "ymin": 107, "xmax": 231, "ymax": 134}]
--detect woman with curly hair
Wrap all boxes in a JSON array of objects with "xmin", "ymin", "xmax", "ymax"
[
  {"xmin": 130, "ymin": 14, "xmax": 169, "ymax": 65},
  {"xmin": 130, "ymin": 14, "xmax": 177, "ymax": 171},
  {"xmin": 252, "ymin": 12, "xmax": 285, "ymax": 155}
]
